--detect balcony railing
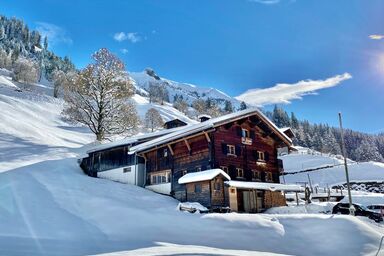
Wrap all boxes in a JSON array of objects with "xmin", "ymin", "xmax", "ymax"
[{"xmin": 241, "ymin": 137, "xmax": 253, "ymax": 145}]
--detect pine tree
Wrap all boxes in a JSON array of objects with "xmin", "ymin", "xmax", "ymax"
[
  {"xmin": 224, "ymin": 100, "xmax": 233, "ymax": 113},
  {"xmin": 43, "ymin": 36, "xmax": 48, "ymax": 50},
  {"xmin": 239, "ymin": 101, "xmax": 247, "ymax": 110}
]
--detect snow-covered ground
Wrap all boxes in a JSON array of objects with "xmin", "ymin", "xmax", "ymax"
[
  {"xmin": 281, "ymin": 148, "xmax": 384, "ymax": 187},
  {"xmin": 0, "ymin": 158, "xmax": 382, "ymax": 256},
  {"xmin": 0, "ymin": 73, "xmax": 383, "ymax": 255}
]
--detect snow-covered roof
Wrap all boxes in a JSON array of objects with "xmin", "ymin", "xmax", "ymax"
[
  {"xmin": 86, "ymin": 127, "xmax": 184, "ymax": 154},
  {"xmin": 130, "ymin": 108, "xmax": 292, "ymax": 153},
  {"xmin": 225, "ymin": 181, "xmax": 304, "ymax": 192},
  {"xmin": 178, "ymin": 169, "xmax": 231, "ymax": 184},
  {"xmin": 279, "ymin": 127, "xmax": 291, "ymax": 133},
  {"xmin": 198, "ymin": 114, "xmax": 212, "ymax": 119}
]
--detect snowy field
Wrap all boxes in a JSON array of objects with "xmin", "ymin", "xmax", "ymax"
[
  {"xmin": 281, "ymin": 150, "xmax": 384, "ymax": 187},
  {"xmin": 0, "ymin": 73, "xmax": 383, "ymax": 256}
]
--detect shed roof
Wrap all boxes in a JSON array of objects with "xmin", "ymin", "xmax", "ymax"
[
  {"xmin": 130, "ymin": 108, "xmax": 292, "ymax": 154},
  {"xmin": 178, "ymin": 169, "xmax": 231, "ymax": 184},
  {"xmin": 225, "ymin": 181, "xmax": 304, "ymax": 192},
  {"xmin": 86, "ymin": 127, "xmax": 184, "ymax": 154}
]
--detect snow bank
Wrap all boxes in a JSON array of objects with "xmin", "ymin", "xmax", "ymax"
[
  {"xmin": 0, "ymin": 158, "xmax": 381, "ymax": 256},
  {"xmin": 265, "ymin": 202, "xmax": 336, "ymax": 214}
]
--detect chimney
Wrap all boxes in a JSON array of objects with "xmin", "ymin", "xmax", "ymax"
[{"xmin": 198, "ymin": 114, "xmax": 211, "ymax": 123}]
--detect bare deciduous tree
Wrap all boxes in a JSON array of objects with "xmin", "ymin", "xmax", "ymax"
[
  {"xmin": 62, "ymin": 48, "xmax": 140, "ymax": 141},
  {"xmin": 144, "ymin": 108, "xmax": 164, "ymax": 132},
  {"xmin": 12, "ymin": 57, "xmax": 39, "ymax": 86}
]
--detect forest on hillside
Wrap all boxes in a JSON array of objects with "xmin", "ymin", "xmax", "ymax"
[
  {"xmin": 265, "ymin": 106, "xmax": 384, "ymax": 163},
  {"xmin": 0, "ymin": 15, "xmax": 74, "ymax": 81}
]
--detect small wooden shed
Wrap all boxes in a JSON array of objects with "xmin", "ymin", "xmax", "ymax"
[{"xmin": 178, "ymin": 169, "xmax": 231, "ymax": 209}]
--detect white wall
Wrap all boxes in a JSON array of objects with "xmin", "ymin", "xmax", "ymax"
[
  {"xmin": 97, "ymin": 164, "xmax": 144, "ymax": 186},
  {"xmin": 146, "ymin": 183, "xmax": 172, "ymax": 195}
]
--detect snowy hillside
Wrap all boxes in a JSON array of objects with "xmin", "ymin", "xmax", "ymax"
[
  {"xmin": 0, "ymin": 70, "xmax": 195, "ymax": 172},
  {"xmin": 280, "ymin": 147, "xmax": 384, "ymax": 188},
  {"xmin": 130, "ymin": 70, "xmax": 239, "ymax": 107}
]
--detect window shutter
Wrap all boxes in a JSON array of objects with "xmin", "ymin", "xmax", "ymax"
[
  {"xmin": 236, "ymin": 126, "xmax": 242, "ymax": 137},
  {"xmin": 244, "ymin": 169, "xmax": 252, "ymax": 181},
  {"xmin": 265, "ymin": 152, "xmax": 270, "ymax": 162},
  {"xmin": 235, "ymin": 145, "xmax": 242, "ymax": 156},
  {"xmin": 250, "ymin": 130, "xmax": 255, "ymax": 140},
  {"xmin": 273, "ymin": 172, "xmax": 280, "ymax": 183},
  {"xmin": 229, "ymin": 165, "xmax": 236, "ymax": 179},
  {"xmin": 221, "ymin": 143, "xmax": 227, "ymax": 154},
  {"xmin": 261, "ymin": 171, "xmax": 266, "ymax": 182}
]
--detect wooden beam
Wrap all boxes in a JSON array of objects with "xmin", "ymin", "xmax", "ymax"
[
  {"xmin": 184, "ymin": 139, "xmax": 191, "ymax": 152},
  {"xmin": 167, "ymin": 144, "xmax": 174, "ymax": 156},
  {"xmin": 203, "ymin": 132, "xmax": 211, "ymax": 143}
]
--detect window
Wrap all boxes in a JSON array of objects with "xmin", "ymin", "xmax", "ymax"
[
  {"xmin": 194, "ymin": 184, "xmax": 202, "ymax": 193},
  {"xmin": 214, "ymin": 181, "xmax": 221, "ymax": 191},
  {"xmin": 220, "ymin": 166, "xmax": 228, "ymax": 174},
  {"xmin": 149, "ymin": 171, "xmax": 171, "ymax": 185},
  {"xmin": 236, "ymin": 168, "xmax": 244, "ymax": 178},
  {"xmin": 227, "ymin": 145, "xmax": 236, "ymax": 156},
  {"xmin": 257, "ymin": 151, "xmax": 265, "ymax": 161},
  {"xmin": 242, "ymin": 129, "xmax": 250, "ymax": 138},
  {"xmin": 163, "ymin": 148, "xmax": 168, "ymax": 157},
  {"xmin": 252, "ymin": 170, "xmax": 260, "ymax": 181},
  {"xmin": 266, "ymin": 172, "xmax": 273, "ymax": 182}
]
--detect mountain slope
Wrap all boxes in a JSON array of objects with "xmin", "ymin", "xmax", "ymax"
[{"xmin": 130, "ymin": 70, "xmax": 239, "ymax": 107}]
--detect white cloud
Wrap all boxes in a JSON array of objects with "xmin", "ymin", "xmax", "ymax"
[
  {"xmin": 369, "ymin": 34, "xmax": 384, "ymax": 40},
  {"xmin": 35, "ymin": 22, "xmax": 73, "ymax": 46},
  {"xmin": 120, "ymin": 48, "xmax": 129, "ymax": 54},
  {"xmin": 113, "ymin": 32, "xmax": 141, "ymax": 43},
  {"xmin": 236, "ymin": 73, "xmax": 352, "ymax": 106}
]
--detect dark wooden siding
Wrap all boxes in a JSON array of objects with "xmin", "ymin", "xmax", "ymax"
[
  {"xmin": 185, "ymin": 181, "xmax": 211, "ymax": 207},
  {"xmin": 212, "ymin": 118, "xmax": 280, "ymax": 183},
  {"xmin": 81, "ymin": 145, "xmax": 136, "ymax": 176}
]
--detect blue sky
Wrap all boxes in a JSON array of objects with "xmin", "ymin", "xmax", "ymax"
[{"xmin": 2, "ymin": 0, "xmax": 384, "ymax": 133}]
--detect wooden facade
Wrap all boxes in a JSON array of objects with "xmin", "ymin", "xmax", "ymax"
[
  {"xmin": 184, "ymin": 175, "xmax": 228, "ymax": 208},
  {"xmin": 141, "ymin": 112, "xmax": 291, "ymax": 211},
  {"xmin": 163, "ymin": 119, "xmax": 188, "ymax": 129}
]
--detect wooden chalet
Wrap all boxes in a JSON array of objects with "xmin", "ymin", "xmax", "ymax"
[
  {"xmin": 129, "ymin": 108, "xmax": 302, "ymax": 212},
  {"xmin": 80, "ymin": 128, "xmax": 181, "ymax": 185},
  {"xmin": 163, "ymin": 119, "xmax": 188, "ymax": 129}
]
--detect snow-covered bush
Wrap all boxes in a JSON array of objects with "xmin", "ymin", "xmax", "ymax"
[{"xmin": 12, "ymin": 57, "xmax": 39, "ymax": 85}]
